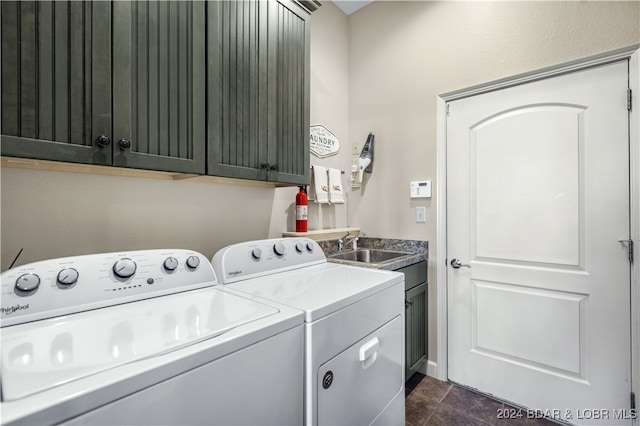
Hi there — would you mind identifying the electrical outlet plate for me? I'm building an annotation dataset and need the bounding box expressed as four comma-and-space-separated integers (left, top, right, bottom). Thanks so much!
416, 206, 426, 223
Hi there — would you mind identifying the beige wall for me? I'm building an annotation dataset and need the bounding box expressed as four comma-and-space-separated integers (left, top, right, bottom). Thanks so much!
0, 168, 277, 268
345, 1, 640, 366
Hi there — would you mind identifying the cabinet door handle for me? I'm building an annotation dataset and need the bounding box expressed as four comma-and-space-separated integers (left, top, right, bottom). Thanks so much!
96, 135, 111, 147
270, 163, 278, 171
118, 138, 132, 151
260, 162, 270, 170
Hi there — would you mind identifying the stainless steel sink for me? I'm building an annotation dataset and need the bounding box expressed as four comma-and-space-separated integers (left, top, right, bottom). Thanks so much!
329, 249, 412, 265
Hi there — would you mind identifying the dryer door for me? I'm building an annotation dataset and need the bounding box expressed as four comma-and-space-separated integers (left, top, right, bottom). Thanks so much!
317, 315, 403, 426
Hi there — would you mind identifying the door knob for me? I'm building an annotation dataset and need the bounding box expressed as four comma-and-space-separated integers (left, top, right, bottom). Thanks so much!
450, 259, 471, 269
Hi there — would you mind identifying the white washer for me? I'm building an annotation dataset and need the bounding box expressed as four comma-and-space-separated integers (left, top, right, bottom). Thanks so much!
212, 238, 406, 426
1, 249, 304, 426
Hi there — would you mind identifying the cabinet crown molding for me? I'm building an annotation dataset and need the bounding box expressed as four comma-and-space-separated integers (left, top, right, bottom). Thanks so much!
295, 0, 321, 13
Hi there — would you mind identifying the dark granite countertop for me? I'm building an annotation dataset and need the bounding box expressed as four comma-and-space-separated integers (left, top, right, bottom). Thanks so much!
320, 237, 428, 271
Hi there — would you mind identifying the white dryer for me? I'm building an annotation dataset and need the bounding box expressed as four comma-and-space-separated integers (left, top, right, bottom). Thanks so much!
212, 238, 406, 426
1, 249, 304, 426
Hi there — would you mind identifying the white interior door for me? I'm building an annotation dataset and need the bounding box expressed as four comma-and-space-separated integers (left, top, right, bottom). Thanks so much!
446, 60, 632, 425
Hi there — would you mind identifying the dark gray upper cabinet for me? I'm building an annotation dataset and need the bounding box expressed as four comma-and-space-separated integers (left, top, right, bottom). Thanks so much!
2, 0, 312, 183
1, 1, 112, 165
207, 0, 269, 181
208, 0, 311, 184
112, 1, 206, 174
269, 0, 310, 184
1, 1, 206, 174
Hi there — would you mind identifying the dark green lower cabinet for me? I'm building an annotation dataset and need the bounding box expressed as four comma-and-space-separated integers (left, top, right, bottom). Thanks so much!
397, 261, 428, 381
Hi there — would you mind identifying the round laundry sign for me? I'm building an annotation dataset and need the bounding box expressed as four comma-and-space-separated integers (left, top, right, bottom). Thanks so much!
310, 125, 340, 158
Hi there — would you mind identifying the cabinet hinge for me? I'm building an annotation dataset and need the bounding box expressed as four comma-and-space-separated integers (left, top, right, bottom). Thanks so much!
631, 392, 636, 410
628, 88, 633, 111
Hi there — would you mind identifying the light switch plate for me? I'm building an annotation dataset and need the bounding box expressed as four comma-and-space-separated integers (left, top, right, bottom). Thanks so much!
416, 206, 426, 223
410, 181, 432, 198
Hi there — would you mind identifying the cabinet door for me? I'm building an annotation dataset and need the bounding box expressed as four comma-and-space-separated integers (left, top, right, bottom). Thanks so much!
267, 0, 310, 184
207, 0, 269, 181
405, 283, 428, 380
112, 1, 205, 174
1, 1, 112, 165
208, 0, 311, 184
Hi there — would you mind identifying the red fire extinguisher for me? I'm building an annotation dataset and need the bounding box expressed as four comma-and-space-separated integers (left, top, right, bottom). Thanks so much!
296, 186, 308, 232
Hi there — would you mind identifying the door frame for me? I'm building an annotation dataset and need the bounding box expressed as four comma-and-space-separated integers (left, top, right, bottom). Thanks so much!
435, 45, 640, 405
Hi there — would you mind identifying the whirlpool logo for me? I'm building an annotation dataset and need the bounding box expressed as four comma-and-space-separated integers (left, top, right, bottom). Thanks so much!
228, 270, 243, 277
1, 304, 29, 315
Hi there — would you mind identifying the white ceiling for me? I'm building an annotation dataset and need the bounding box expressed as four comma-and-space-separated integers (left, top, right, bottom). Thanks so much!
333, 1, 374, 15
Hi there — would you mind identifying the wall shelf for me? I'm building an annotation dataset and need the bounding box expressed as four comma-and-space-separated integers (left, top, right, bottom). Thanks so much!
0, 156, 294, 188
282, 227, 359, 242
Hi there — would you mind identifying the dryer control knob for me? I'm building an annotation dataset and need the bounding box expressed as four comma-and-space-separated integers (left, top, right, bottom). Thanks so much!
306, 242, 314, 252
15, 273, 41, 293
186, 255, 200, 269
113, 258, 137, 279
295, 242, 304, 253
163, 257, 179, 272
273, 242, 285, 256
252, 248, 262, 260
57, 268, 79, 286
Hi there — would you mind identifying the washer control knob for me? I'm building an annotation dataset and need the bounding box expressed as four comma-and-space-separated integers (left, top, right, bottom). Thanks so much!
113, 258, 137, 279
306, 242, 314, 252
252, 248, 262, 260
15, 273, 41, 293
295, 242, 304, 253
57, 268, 79, 286
273, 243, 286, 256
186, 255, 200, 269
163, 257, 179, 272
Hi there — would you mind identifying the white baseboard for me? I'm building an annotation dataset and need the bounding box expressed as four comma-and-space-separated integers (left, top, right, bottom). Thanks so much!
418, 360, 440, 380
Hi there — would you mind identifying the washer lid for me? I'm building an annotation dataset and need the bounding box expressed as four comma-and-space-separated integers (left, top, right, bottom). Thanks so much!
229, 263, 404, 322
1, 287, 278, 401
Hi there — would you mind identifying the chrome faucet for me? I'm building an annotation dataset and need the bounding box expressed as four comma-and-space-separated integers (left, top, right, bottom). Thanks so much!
337, 231, 360, 251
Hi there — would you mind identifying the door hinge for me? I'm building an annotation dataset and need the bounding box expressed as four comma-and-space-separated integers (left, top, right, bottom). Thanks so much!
619, 239, 634, 264
628, 88, 633, 111
446, 104, 451, 116
631, 392, 636, 410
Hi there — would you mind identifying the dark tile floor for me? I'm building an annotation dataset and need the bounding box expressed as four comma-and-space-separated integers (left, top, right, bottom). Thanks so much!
405, 373, 560, 426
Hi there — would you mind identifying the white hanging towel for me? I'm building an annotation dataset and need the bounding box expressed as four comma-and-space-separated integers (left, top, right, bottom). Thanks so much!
309, 165, 329, 204
328, 168, 345, 204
